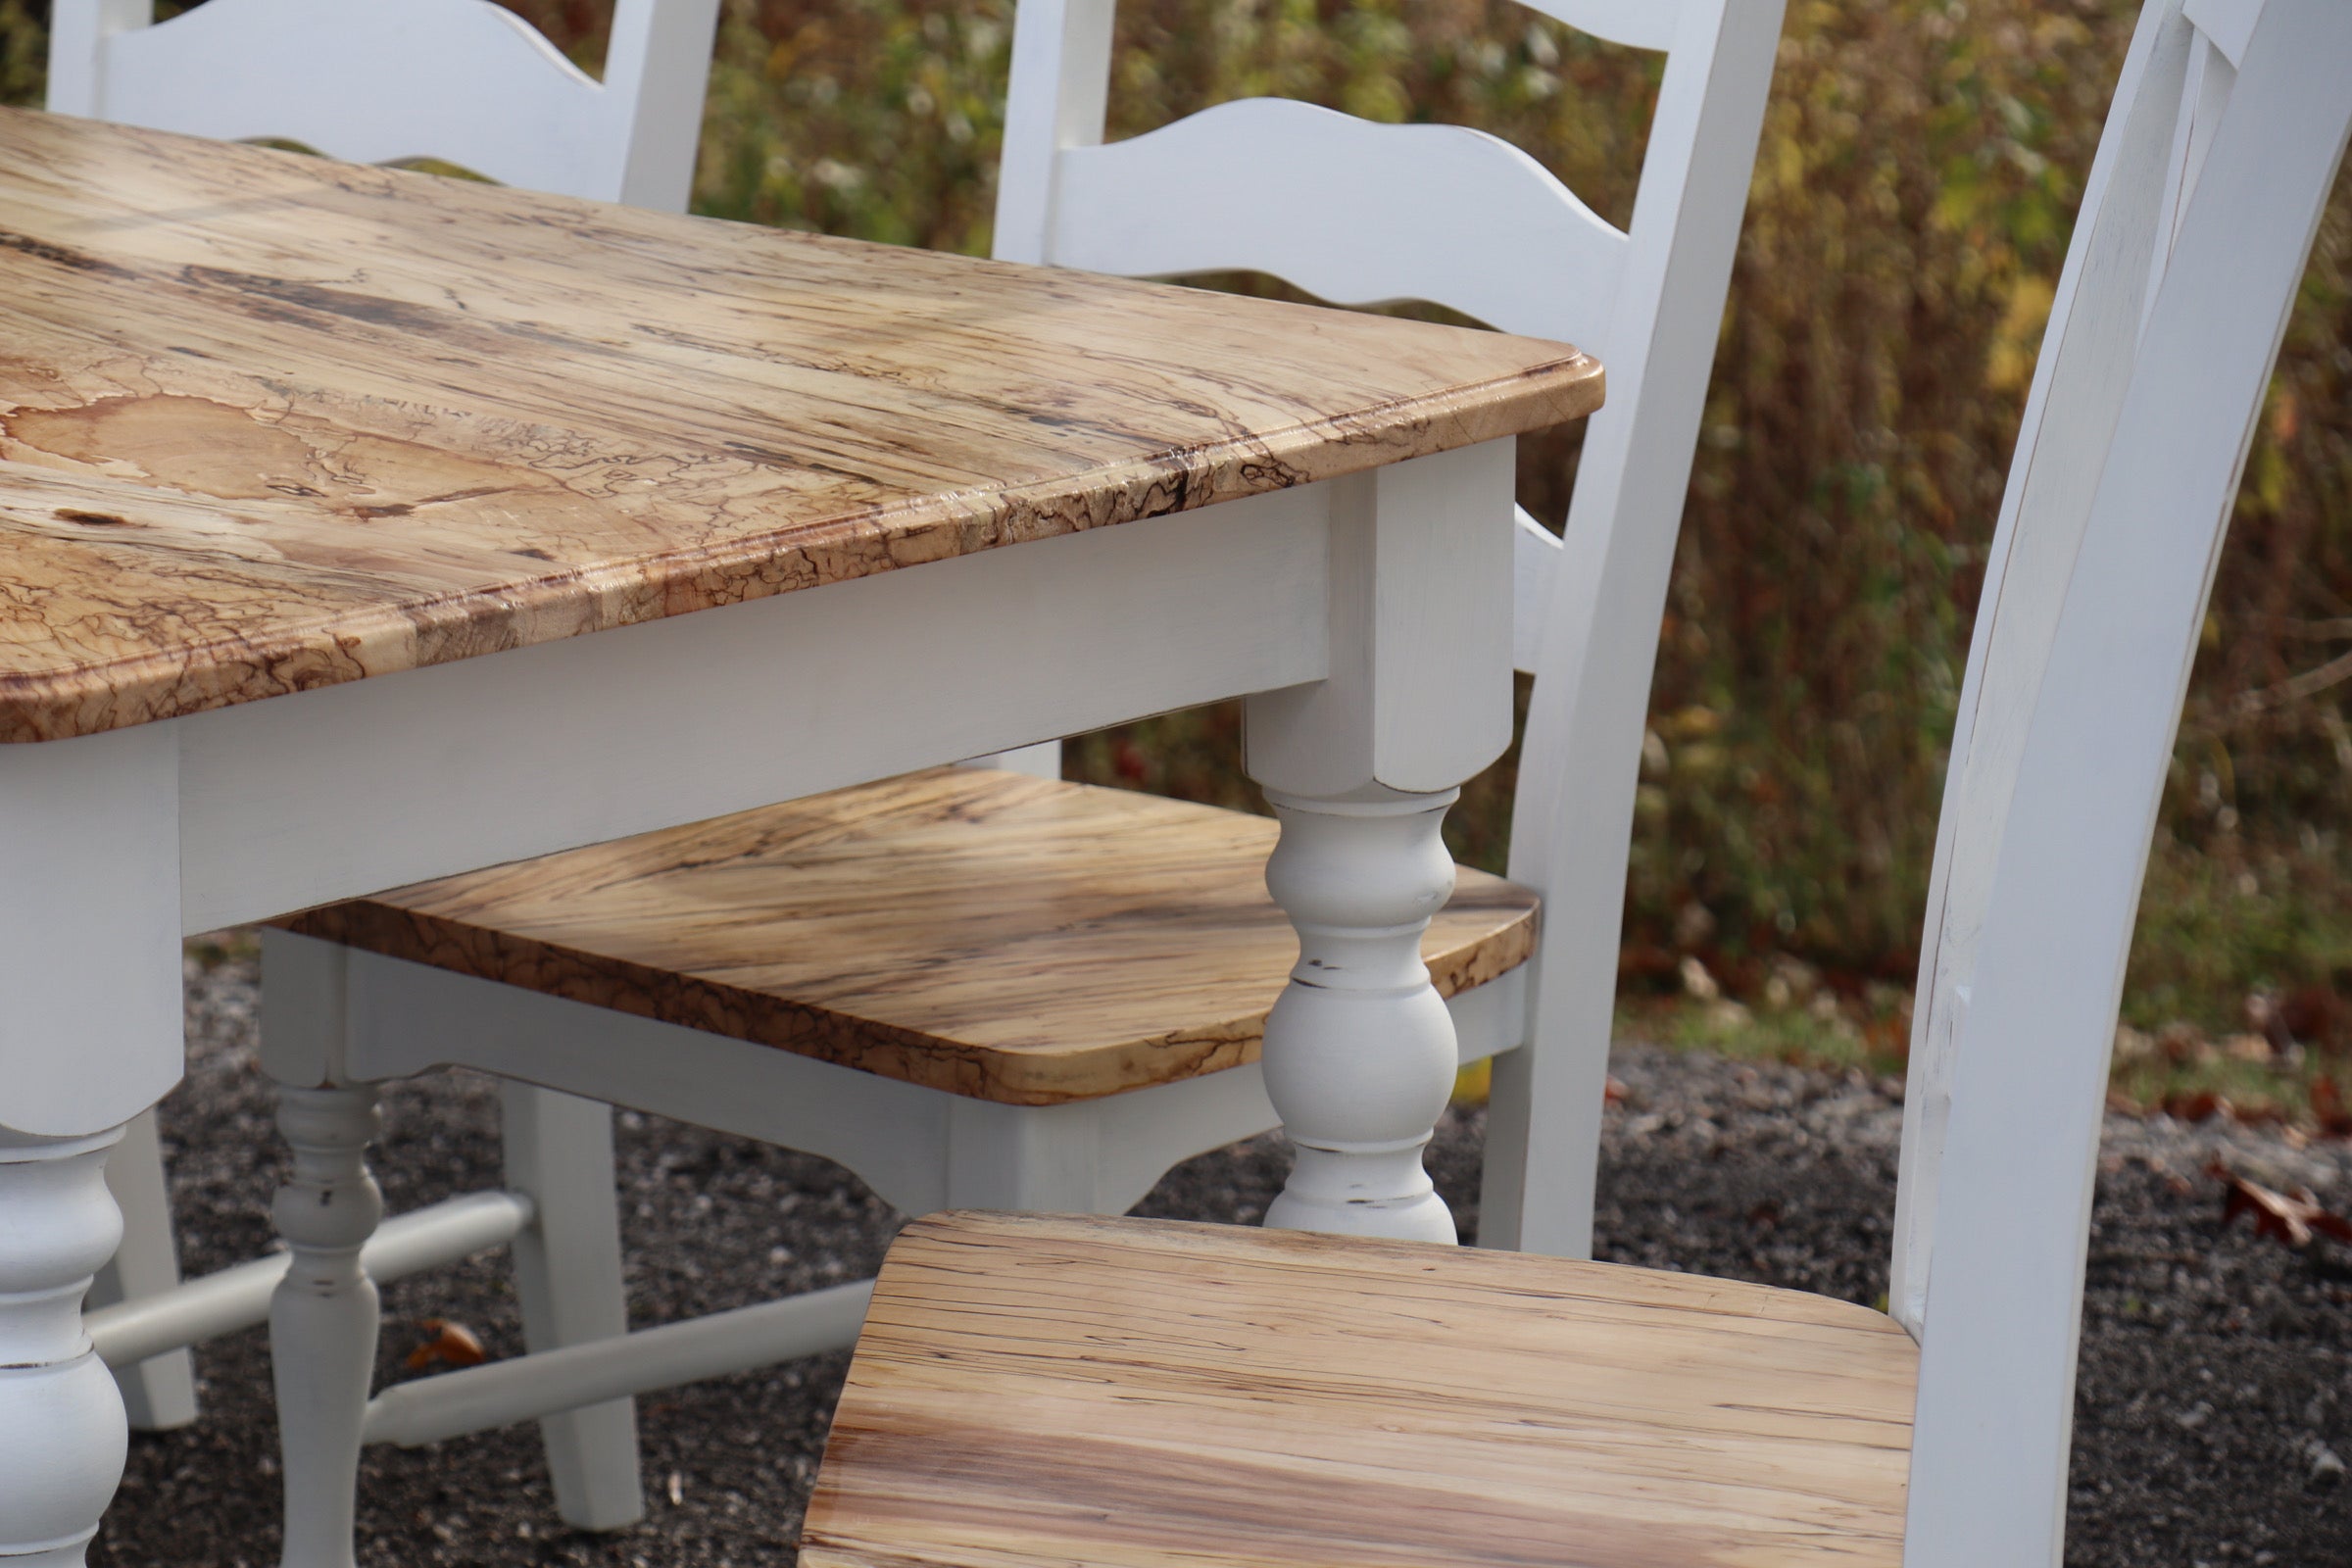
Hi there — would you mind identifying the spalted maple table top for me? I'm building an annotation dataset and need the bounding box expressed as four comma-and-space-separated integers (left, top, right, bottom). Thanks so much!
0, 109, 1603, 743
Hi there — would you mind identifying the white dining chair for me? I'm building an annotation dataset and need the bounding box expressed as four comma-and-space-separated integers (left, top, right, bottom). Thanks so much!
48, 0, 720, 1531
208, 0, 1783, 1558
798, 4, 2352, 1563
45, 0, 713, 209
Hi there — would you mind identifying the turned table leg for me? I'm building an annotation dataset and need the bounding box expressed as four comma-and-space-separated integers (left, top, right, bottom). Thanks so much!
1244, 443, 1517, 1246
270, 1084, 385, 1568
1257, 787, 1462, 1241
0, 1128, 132, 1567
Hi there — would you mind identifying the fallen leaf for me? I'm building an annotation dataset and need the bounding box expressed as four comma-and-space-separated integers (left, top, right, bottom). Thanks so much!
1603, 1076, 1630, 1106
2165, 1089, 2223, 1124
2209, 1160, 2352, 1249
405, 1318, 488, 1371
2312, 1076, 2352, 1139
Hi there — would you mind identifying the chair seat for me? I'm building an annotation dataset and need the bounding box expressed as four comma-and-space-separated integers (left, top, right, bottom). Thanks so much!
276, 768, 1539, 1105
803, 1211, 1918, 1568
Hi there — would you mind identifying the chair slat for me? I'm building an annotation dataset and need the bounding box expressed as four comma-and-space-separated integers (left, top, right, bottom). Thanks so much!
1049, 99, 1630, 354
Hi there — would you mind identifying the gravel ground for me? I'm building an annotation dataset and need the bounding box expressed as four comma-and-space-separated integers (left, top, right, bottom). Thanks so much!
85, 958, 2352, 1567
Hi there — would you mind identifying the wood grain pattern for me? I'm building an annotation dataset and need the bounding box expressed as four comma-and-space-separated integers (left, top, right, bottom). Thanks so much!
277, 768, 1539, 1104
0, 109, 1602, 742
803, 1210, 1917, 1568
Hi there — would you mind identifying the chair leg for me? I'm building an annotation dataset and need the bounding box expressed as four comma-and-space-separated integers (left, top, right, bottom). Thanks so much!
269, 1083, 384, 1568
1477, 955, 1604, 1260
501, 1082, 644, 1531
90, 1107, 200, 1430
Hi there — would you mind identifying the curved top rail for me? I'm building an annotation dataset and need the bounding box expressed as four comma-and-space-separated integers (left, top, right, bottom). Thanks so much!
98, 0, 623, 196
1518, 0, 1682, 52
1049, 99, 1630, 356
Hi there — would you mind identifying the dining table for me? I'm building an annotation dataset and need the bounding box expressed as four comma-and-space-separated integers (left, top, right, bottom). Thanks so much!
0, 103, 1601, 1559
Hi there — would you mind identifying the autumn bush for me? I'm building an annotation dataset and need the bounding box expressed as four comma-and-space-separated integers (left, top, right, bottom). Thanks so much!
5, 0, 2348, 1053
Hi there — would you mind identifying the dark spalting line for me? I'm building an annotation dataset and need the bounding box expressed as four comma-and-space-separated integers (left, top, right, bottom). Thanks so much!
173, 266, 451, 338
0, 229, 138, 280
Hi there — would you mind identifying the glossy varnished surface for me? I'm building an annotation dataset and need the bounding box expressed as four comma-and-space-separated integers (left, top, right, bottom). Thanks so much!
279, 768, 1539, 1103
0, 109, 1602, 742
805, 1211, 1918, 1568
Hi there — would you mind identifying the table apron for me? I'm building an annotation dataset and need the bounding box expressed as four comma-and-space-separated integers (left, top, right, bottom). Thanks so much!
177, 482, 1331, 935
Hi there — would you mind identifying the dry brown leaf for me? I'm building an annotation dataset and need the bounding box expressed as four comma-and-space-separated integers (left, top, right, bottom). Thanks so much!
405, 1317, 488, 1371
2312, 1076, 2352, 1139
2209, 1160, 2352, 1249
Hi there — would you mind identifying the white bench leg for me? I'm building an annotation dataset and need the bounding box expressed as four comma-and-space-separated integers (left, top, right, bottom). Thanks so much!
0, 1127, 131, 1568
501, 1082, 644, 1531
269, 1084, 382, 1568
90, 1107, 200, 1430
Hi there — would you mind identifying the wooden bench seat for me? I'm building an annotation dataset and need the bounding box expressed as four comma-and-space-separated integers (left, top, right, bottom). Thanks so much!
802, 1210, 1918, 1568
276, 767, 1540, 1105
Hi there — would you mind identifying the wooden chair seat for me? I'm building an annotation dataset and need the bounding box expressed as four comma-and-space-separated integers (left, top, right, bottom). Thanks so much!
802, 1210, 1918, 1568
277, 767, 1539, 1105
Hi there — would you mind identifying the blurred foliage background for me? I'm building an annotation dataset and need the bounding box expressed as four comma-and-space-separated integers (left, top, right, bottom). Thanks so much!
4, 0, 2348, 1094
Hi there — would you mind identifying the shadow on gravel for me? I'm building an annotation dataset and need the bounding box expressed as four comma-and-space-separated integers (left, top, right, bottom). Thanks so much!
88, 961, 2352, 1567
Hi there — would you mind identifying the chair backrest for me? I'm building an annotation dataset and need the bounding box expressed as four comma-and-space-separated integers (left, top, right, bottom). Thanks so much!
996, 0, 1786, 662
1886, 1, 2352, 1559
44, 0, 719, 211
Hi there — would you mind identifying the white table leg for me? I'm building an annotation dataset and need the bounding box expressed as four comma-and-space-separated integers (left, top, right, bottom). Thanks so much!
1243, 443, 1517, 1245
90, 1108, 201, 1430
270, 1085, 384, 1568
0, 726, 185, 1564
0, 1128, 132, 1567
1256, 786, 1463, 1241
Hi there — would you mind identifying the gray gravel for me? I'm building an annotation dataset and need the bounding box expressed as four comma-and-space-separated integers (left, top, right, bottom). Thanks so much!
84, 958, 2352, 1567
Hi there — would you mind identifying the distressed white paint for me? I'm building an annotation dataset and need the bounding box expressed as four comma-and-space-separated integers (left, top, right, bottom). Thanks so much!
46, 0, 718, 211
1237, 448, 1518, 1240
1252, 788, 1464, 1242
1900, 2, 2351, 1560
0, 1129, 128, 1567
268, 1085, 383, 1568
86, 1190, 533, 1370
86, 1109, 196, 1430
